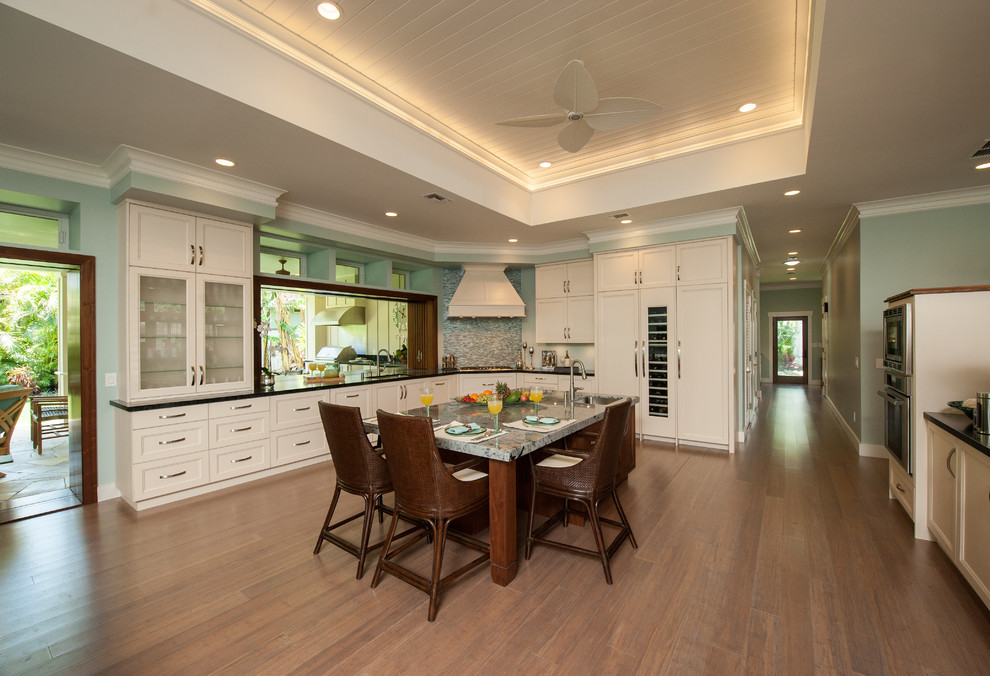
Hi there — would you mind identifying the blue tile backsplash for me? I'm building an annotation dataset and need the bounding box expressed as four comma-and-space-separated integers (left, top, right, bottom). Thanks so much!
442, 267, 523, 368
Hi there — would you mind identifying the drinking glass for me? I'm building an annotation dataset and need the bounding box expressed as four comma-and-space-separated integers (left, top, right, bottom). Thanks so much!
420, 387, 434, 418
487, 394, 503, 432
530, 387, 544, 416
316, 363, 326, 377
307, 362, 319, 378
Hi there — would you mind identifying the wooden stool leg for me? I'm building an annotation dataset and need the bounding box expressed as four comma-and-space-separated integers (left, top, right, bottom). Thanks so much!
313, 485, 343, 555
355, 494, 377, 579
428, 519, 449, 622
371, 510, 401, 589
587, 500, 613, 585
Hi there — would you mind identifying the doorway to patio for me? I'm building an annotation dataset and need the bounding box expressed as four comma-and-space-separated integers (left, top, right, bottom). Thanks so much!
772, 314, 809, 385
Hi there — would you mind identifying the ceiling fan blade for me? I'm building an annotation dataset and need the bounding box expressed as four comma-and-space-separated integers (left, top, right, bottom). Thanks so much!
495, 113, 567, 128
553, 59, 598, 113
584, 97, 661, 131
557, 119, 595, 153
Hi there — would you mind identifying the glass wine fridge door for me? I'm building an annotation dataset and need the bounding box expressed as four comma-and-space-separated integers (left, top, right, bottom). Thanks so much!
133, 269, 196, 397
640, 287, 676, 438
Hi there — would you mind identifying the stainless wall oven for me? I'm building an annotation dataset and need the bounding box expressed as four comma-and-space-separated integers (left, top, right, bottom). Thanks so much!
882, 303, 912, 375
878, 371, 911, 474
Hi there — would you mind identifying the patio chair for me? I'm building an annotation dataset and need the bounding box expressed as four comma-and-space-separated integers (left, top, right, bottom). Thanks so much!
31, 395, 69, 455
0, 385, 33, 477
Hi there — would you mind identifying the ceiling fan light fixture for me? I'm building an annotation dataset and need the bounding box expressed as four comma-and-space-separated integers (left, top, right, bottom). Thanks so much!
315, 2, 342, 20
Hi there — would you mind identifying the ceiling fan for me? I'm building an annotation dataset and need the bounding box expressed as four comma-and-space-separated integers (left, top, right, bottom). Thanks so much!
495, 60, 661, 153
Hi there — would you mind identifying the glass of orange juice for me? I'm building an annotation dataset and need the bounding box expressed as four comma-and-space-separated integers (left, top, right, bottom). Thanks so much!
530, 387, 544, 416
307, 362, 318, 377
487, 394, 503, 432
420, 387, 434, 417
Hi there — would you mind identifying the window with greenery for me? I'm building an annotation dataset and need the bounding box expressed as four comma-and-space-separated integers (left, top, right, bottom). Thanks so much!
258, 289, 306, 374
392, 272, 407, 289
0, 268, 60, 392
335, 262, 361, 284
0, 206, 66, 249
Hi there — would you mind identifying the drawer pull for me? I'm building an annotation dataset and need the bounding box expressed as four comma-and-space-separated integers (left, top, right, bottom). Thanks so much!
231, 456, 253, 463
895, 483, 905, 494
158, 437, 187, 445
158, 412, 187, 420
344, 394, 358, 399
230, 426, 253, 433
293, 406, 311, 412
293, 440, 311, 447
160, 470, 187, 480
231, 404, 253, 410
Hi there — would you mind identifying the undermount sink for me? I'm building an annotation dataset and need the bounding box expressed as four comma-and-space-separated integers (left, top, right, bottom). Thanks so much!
573, 395, 623, 406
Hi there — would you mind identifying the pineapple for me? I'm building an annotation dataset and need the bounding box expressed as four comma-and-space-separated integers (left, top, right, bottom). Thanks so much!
495, 380, 511, 400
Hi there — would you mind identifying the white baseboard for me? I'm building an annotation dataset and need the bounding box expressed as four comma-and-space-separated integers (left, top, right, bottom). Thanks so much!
859, 443, 888, 459
99, 483, 121, 501
823, 394, 861, 454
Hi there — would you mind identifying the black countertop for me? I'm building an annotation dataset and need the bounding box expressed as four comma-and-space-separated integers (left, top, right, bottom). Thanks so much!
924, 411, 990, 458
109, 367, 596, 412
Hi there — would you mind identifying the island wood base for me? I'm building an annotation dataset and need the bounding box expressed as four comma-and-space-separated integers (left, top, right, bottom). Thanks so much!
488, 458, 518, 586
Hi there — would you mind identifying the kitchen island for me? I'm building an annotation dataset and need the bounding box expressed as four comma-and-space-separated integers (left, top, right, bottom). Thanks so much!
362, 392, 636, 586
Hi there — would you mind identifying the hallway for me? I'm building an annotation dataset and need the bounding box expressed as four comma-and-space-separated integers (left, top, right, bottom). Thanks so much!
1, 385, 988, 674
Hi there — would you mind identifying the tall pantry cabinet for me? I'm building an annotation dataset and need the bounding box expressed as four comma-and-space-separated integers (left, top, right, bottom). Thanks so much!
119, 201, 254, 401
595, 237, 733, 449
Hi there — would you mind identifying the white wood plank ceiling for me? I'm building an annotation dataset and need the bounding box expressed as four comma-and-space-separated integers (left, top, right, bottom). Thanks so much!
202, 0, 806, 187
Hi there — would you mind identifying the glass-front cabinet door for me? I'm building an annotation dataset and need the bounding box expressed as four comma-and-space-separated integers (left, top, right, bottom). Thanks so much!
131, 268, 197, 398
197, 274, 251, 393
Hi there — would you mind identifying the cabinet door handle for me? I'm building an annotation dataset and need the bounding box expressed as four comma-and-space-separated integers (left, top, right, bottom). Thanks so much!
198, 245, 204, 266
634, 340, 638, 377
231, 456, 253, 463
199, 365, 205, 386
160, 470, 187, 480
293, 406, 311, 412
293, 440, 311, 447
190, 244, 195, 265
191, 366, 196, 386
677, 342, 682, 379
230, 426, 253, 433
947, 448, 957, 479
158, 412, 187, 420
158, 437, 187, 445
895, 483, 906, 494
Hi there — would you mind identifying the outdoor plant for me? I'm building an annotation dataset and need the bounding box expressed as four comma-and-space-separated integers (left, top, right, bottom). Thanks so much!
0, 268, 59, 393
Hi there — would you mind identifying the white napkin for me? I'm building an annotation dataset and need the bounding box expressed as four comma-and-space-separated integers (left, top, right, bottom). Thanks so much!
503, 418, 573, 432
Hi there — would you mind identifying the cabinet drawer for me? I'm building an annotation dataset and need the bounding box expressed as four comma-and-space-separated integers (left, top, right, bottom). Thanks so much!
208, 397, 269, 419
130, 404, 208, 430
522, 373, 558, 388
890, 460, 915, 520
209, 411, 270, 448
272, 392, 326, 429
210, 439, 271, 482
132, 420, 209, 463
133, 451, 209, 501
272, 425, 328, 466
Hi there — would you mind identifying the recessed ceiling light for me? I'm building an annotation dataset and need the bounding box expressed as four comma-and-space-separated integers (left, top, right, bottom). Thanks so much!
977, 162, 990, 170
788, 228, 802, 233
788, 251, 798, 256
784, 259, 801, 265
789, 277, 797, 281
315, 2, 342, 20
787, 267, 795, 272
739, 103, 757, 113
620, 219, 632, 224
784, 189, 800, 196
385, 211, 397, 217
215, 158, 235, 167
539, 161, 552, 168
508, 238, 518, 243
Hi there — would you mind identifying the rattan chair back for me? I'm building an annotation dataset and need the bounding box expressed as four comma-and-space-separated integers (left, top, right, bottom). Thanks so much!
318, 401, 391, 494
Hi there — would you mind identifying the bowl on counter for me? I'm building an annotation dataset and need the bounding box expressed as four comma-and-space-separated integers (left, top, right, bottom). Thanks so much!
948, 400, 975, 418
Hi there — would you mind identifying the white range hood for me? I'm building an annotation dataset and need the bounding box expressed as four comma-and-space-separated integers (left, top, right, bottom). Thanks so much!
447, 264, 526, 318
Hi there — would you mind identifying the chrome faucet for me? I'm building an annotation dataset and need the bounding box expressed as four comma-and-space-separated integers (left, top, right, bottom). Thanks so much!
376, 348, 392, 376
568, 359, 587, 403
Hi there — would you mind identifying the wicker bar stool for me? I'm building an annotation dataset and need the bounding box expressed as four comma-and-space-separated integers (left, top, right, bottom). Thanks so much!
525, 397, 636, 584
372, 409, 490, 622
313, 401, 420, 579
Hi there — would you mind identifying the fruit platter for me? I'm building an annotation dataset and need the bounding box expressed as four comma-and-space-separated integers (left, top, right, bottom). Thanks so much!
454, 381, 530, 405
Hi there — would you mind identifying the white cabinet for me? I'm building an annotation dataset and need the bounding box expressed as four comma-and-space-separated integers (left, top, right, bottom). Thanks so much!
928, 425, 959, 559
535, 260, 594, 298
458, 373, 518, 396
535, 260, 594, 343
126, 202, 252, 277
270, 390, 327, 467
521, 372, 559, 390
126, 268, 252, 399
595, 236, 733, 448
535, 295, 594, 343
889, 456, 915, 520
421, 376, 452, 406
375, 381, 416, 413
331, 385, 373, 417
959, 443, 990, 608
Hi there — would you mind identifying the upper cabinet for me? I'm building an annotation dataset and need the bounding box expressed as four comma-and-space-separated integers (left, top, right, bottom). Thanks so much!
535, 260, 594, 298
596, 239, 728, 292
127, 203, 252, 278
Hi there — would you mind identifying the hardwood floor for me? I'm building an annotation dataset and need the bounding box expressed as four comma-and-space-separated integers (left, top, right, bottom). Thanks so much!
2, 385, 989, 674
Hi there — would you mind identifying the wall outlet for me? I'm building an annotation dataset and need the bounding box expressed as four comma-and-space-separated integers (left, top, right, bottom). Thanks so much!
854, 357, 859, 368
105, 373, 117, 387
853, 411, 856, 422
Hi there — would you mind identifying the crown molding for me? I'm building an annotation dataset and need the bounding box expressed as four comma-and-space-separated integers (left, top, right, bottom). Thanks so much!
276, 201, 437, 256
735, 207, 760, 267
104, 145, 285, 206
0, 143, 109, 188
584, 207, 742, 245
761, 280, 823, 291
855, 184, 990, 218
434, 237, 590, 259
821, 205, 859, 276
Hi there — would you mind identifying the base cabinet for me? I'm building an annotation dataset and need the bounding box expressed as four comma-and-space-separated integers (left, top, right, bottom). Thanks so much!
928, 425, 959, 558
889, 459, 915, 520
959, 443, 990, 608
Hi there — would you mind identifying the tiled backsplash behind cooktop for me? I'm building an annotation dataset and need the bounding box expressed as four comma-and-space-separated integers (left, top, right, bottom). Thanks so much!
442, 267, 522, 367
